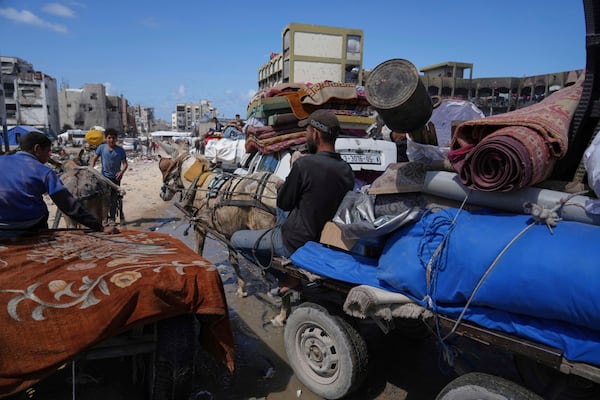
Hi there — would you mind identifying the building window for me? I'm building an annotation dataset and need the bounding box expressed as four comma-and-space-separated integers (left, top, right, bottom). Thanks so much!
345, 64, 360, 84
21, 89, 35, 97
346, 35, 361, 61
347, 35, 361, 52
283, 29, 290, 53
90, 93, 97, 100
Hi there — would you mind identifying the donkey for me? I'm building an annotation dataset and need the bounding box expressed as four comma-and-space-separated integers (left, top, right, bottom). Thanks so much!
158, 152, 280, 297
57, 160, 125, 229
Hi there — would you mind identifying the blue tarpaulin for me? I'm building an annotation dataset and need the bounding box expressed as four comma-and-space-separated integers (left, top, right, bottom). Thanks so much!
5, 126, 44, 146
290, 207, 600, 367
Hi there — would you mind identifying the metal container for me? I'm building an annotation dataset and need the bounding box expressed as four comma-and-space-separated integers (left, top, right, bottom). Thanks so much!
365, 58, 433, 133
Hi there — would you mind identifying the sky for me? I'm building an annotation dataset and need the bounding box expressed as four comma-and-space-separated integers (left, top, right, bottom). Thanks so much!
0, 1, 587, 122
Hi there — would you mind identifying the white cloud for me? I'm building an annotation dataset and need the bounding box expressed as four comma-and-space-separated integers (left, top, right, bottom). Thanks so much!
104, 82, 114, 96
244, 89, 257, 101
42, 3, 76, 18
0, 7, 67, 33
140, 16, 160, 28
172, 85, 186, 100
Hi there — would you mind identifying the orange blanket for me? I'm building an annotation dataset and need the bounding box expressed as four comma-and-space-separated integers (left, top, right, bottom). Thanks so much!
0, 230, 234, 398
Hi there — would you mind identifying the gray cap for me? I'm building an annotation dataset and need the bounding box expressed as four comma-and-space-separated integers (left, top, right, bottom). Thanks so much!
298, 110, 340, 133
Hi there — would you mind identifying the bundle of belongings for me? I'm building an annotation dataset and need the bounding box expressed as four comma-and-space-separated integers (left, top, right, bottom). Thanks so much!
245, 82, 375, 155
288, 71, 600, 371
0, 230, 234, 398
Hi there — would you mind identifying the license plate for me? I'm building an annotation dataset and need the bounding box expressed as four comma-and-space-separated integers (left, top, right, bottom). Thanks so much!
340, 153, 381, 165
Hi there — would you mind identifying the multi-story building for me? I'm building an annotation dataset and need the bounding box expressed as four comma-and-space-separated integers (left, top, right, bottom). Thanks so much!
59, 83, 138, 133
120, 95, 137, 134
258, 23, 364, 90
131, 104, 155, 135
419, 61, 582, 116
171, 100, 217, 132
0, 56, 60, 137
255, 25, 581, 118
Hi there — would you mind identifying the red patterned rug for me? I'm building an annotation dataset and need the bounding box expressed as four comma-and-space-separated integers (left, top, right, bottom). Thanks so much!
448, 75, 583, 191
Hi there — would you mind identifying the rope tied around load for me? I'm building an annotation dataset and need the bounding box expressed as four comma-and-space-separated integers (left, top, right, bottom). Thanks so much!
522, 190, 588, 234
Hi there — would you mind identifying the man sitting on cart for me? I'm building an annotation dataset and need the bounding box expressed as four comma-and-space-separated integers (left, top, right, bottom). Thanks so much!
231, 110, 354, 291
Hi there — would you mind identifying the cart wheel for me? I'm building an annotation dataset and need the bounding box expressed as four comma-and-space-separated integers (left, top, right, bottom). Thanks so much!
284, 302, 368, 400
151, 315, 196, 400
514, 354, 600, 400
436, 372, 542, 400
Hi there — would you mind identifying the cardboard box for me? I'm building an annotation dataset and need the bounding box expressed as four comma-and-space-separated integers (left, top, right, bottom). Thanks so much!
319, 221, 357, 251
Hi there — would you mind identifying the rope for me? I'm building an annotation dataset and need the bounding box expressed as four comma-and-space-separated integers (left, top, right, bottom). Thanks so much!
522, 190, 588, 234
165, 155, 281, 270
425, 192, 581, 363
423, 191, 472, 291
441, 221, 536, 341
250, 226, 277, 271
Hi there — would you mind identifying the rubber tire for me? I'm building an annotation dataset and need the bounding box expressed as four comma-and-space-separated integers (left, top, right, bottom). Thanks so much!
284, 302, 368, 400
514, 354, 600, 400
436, 372, 543, 400
151, 315, 196, 400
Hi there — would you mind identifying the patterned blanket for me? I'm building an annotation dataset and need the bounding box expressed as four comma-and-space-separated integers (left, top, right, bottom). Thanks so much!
448, 75, 583, 191
245, 131, 307, 154
0, 230, 234, 397
255, 82, 370, 120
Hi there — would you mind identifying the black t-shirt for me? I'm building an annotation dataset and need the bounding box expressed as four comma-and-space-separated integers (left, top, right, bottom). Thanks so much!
277, 151, 354, 253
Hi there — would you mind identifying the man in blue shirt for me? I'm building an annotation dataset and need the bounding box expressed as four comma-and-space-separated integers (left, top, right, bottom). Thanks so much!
0, 132, 103, 235
90, 128, 128, 226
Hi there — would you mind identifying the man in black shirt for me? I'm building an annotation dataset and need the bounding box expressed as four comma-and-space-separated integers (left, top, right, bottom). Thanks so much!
231, 110, 354, 269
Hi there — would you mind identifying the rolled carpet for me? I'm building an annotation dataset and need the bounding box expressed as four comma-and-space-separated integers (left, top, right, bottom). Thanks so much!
448, 74, 583, 192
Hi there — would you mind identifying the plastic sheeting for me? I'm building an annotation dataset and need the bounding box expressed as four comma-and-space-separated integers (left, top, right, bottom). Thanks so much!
204, 138, 246, 164
584, 133, 600, 212
422, 170, 600, 226
332, 191, 422, 240
429, 100, 485, 147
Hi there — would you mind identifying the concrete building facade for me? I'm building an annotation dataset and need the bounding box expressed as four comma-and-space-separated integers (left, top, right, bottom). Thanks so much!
131, 104, 155, 135
171, 100, 217, 132
58, 83, 140, 133
259, 23, 364, 90
419, 61, 582, 116
0, 56, 60, 137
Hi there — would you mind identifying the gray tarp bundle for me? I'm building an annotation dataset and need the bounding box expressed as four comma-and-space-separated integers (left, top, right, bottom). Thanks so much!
332, 191, 422, 241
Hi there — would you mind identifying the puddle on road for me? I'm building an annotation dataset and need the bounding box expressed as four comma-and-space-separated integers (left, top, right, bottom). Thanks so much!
141, 204, 320, 400
139, 204, 481, 400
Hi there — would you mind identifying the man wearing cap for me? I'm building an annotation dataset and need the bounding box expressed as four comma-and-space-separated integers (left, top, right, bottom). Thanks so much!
231, 110, 354, 282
